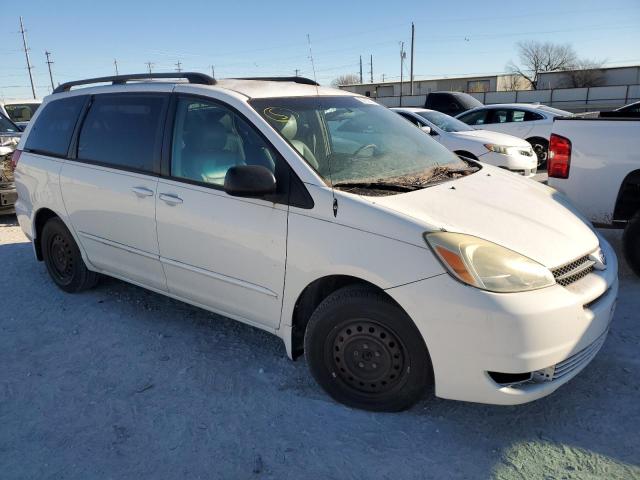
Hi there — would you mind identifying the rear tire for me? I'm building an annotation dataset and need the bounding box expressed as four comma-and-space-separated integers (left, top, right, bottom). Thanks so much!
41, 217, 99, 293
304, 286, 433, 412
623, 211, 640, 277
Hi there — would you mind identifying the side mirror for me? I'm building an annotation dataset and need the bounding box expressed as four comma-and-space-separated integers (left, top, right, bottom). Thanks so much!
420, 125, 432, 135
224, 165, 276, 198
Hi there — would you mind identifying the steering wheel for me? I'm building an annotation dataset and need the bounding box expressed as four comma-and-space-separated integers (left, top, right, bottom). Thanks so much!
353, 143, 377, 157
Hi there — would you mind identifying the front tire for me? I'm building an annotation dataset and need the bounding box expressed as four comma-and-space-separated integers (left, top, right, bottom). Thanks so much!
623, 211, 640, 277
304, 286, 433, 412
41, 217, 99, 293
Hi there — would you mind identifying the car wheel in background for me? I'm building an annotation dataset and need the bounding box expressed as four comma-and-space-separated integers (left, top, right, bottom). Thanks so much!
528, 138, 549, 170
41, 217, 100, 293
304, 285, 433, 412
623, 211, 640, 277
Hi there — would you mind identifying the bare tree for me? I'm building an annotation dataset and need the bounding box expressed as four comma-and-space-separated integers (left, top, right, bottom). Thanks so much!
331, 73, 361, 87
562, 59, 606, 88
507, 41, 577, 89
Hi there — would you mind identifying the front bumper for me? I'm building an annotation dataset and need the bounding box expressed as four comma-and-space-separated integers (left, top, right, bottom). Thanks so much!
479, 151, 538, 177
386, 237, 618, 405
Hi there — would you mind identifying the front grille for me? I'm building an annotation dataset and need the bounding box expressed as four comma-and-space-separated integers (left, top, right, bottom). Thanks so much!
549, 329, 608, 381
552, 255, 595, 287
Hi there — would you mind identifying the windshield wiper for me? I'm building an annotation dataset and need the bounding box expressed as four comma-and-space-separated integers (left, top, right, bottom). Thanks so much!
332, 181, 419, 192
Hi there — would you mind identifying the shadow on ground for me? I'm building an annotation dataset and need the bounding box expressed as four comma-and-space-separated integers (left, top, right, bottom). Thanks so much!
0, 228, 638, 479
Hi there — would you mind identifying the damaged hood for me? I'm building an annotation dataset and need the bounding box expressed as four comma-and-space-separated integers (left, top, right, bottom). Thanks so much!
369, 167, 598, 268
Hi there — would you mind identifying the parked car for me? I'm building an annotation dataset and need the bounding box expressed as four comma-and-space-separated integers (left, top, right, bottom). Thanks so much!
392, 107, 537, 176
456, 103, 572, 168
0, 99, 41, 129
423, 91, 483, 116
15, 73, 617, 411
0, 113, 21, 214
547, 115, 640, 276
599, 100, 640, 118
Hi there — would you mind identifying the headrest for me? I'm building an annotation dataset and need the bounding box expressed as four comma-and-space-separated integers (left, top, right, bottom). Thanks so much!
280, 115, 297, 140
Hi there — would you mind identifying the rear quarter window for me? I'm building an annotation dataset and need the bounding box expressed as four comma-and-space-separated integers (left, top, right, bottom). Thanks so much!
77, 94, 168, 173
24, 96, 87, 157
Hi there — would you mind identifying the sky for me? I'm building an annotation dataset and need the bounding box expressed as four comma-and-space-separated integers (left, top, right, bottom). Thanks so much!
2, 0, 639, 100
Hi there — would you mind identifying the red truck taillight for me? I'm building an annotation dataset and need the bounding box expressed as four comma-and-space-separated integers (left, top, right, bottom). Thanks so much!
548, 134, 571, 179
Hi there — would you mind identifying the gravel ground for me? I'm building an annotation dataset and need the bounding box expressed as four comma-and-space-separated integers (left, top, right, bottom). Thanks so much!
1, 215, 639, 480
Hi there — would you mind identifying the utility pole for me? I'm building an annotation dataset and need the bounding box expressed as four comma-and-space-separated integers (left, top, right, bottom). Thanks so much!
45, 51, 55, 91
359, 55, 363, 83
369, 55, 373, 83
145, 62, 154, 74
382, 73, 385, 82
294, 68, 300, 76
114, 59, 119, 75
175, 60, 182, 72
211, 65, 215, 79
410, 22, 415, 95
19, 17, 36, 99
399, 42, 406, 106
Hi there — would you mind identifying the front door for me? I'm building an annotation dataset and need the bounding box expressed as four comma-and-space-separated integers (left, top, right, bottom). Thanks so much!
155, 96, 289, 329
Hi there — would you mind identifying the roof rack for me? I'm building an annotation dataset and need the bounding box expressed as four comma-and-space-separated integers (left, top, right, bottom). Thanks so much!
230, 76, 319, 86
53, 72, 215, 94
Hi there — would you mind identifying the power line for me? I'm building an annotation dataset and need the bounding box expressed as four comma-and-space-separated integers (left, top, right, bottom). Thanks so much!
19, 16, 36, 99
45, 51, 55, 91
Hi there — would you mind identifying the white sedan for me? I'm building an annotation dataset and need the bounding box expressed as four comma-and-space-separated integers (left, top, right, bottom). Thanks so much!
393, 107, 538, 177
455, 103, 572, 168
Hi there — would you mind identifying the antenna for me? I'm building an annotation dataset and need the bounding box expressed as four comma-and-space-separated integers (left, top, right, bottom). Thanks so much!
306, 34, 337, 217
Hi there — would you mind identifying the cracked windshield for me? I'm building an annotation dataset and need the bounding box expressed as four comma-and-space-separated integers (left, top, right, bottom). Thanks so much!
251, 96, 477, 195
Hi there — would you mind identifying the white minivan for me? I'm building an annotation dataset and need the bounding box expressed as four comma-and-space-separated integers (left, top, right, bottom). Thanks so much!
14, 73, 618, 411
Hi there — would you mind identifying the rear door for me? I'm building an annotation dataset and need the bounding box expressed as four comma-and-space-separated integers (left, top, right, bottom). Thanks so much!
483, 108, 534, 138
155, 94, 290, 329
60, 88, 170, 291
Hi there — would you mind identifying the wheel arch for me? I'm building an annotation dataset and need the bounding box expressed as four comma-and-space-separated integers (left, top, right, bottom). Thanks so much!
614, 169, 640, 223
32, 207, 61, 261
289, 274, 407, 360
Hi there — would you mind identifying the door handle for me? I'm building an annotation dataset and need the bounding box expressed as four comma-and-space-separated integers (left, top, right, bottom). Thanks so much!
159, 193, 183, 206
131, 186, 154, 198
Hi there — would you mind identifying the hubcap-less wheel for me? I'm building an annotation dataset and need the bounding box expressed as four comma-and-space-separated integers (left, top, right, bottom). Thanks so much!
532, 143, 548, 167
48, 233, 75, 285
329, 320, 407, 395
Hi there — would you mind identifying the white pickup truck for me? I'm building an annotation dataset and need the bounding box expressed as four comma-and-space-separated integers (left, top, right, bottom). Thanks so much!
547, 116, 640, 276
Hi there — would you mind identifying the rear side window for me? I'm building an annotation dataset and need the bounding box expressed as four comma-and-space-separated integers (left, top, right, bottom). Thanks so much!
77, 94, 168, 173
458, 110, 487, 125
24, 96, 86, 157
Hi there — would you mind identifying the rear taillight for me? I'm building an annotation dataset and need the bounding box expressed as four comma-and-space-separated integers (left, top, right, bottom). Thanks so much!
10, 149, 22, 170
548, 134, 571, 179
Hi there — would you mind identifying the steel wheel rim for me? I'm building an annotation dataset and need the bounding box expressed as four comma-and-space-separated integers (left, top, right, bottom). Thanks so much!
48, 233, 74, 285
328, 319, 408, 395
532, 143, 548, 165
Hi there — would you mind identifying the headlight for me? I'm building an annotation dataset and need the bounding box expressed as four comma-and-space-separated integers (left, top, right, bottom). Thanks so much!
425, 232, 555, 293
484, 144, 515, 155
